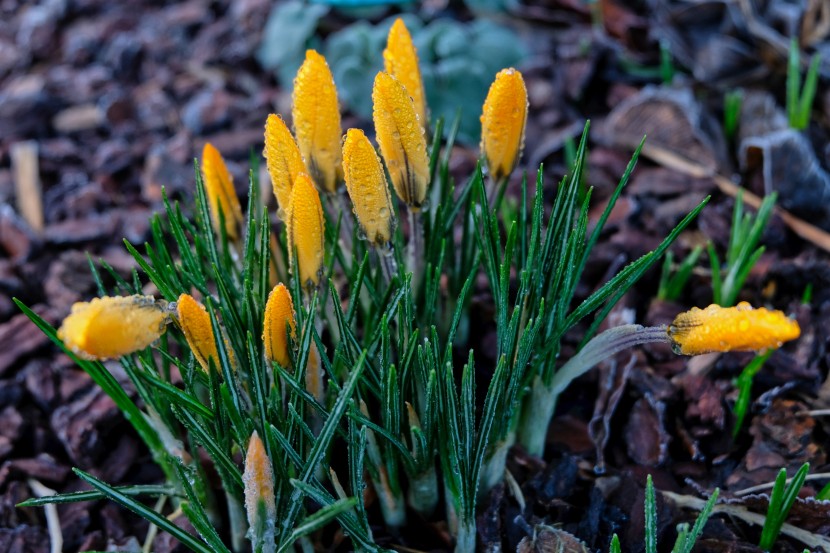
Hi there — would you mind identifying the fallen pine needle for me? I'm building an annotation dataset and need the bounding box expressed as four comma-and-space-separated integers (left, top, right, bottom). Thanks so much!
28, 479, 62, 553
142, 495, 167, 553
641, 143, 830, 254
733, 473, 830, 497
661, 489, 830, 550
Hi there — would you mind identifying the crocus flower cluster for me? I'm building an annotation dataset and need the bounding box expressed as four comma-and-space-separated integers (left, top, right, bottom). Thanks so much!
49, 17, 805, 553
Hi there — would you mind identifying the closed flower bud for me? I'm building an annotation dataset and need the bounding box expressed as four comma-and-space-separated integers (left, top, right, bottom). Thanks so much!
383, 18, 427, 128
342, 128, 396, 246
58, 295, 170, 360
263, 283, 296, 367
668, 302, 801, 355
372, 72, 430, 210
292, 50, 342, 194
176, 293, 220, 372
287, 174, 325, 290
264, 114, 307, 218
201, 143, 244, 240
243, 431, 276, 552
480, 68, 528, 182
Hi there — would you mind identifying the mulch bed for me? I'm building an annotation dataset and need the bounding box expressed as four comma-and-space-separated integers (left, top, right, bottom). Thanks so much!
1, 1, 828, 551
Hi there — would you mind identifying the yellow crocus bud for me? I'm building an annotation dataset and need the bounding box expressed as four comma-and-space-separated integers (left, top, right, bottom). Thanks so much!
243, 430, 276, 551
480, 68, 528, 182
263, 283, 296, 367
383, 18, 427, 128
372, 72, 430, 210
176, 293, 220, 372
292, 50, 342, 194
286, 173, 325, 290
58, 295, 170, 360
201, 143, 244, 240
342, 128, 396, 246
263, 114, 307, 218
668, 302, 801, 355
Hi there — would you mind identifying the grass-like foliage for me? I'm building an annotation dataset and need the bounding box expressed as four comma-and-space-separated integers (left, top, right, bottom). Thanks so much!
708, 190, 775, 307
787, 38, 822, 131
658, 245, 703, 302
731, 349, 774, 437
609, 475, 719, 553
15, 122, 704, 552
723, 89, 743, 142
759, 463, 810, 551
16, 22, 778, 552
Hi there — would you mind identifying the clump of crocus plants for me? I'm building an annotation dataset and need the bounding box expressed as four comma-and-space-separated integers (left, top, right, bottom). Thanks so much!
17, 18, 801, 553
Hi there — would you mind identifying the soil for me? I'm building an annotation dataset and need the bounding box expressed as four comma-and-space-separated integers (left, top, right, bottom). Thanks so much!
1, 1, 829, 552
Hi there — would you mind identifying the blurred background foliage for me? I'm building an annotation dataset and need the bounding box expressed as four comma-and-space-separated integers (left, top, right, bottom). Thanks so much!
256, 1, 528, 143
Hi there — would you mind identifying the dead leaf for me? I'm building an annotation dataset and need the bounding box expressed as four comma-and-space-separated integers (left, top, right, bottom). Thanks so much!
604, 85, 728, 175
517, 525, 589, 553
625, 393, 670, 466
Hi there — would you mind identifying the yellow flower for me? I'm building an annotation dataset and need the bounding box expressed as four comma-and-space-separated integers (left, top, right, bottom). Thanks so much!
292, 50, 342, 194
201, 143, 244, 240
263, 283, 296, 367
263, 114, 307, 218
668, 302, 801, 355
342, 128, 396, 246
58, 295, 170, 360
286, 173, 325, 290
372, 71, 430, 210
480, 68, 528, 182
243, 430, 276, 545
176, 293, 220, 372
383, 18, 427, 128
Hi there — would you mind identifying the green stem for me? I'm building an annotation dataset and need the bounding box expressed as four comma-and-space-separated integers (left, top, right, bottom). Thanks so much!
336, 190, 355, 245
480, 434, 514, 494
484, 175, 507, 212
519, 325, 672, 456
377, 246, 397, 285
455, 518, 477, 553
374, 468, 407, 529
226, 490, 247, 553
407, 464, 438, 517
407, 209, 424, 295
323, 191, 353, 273
518, 375, 559, 457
